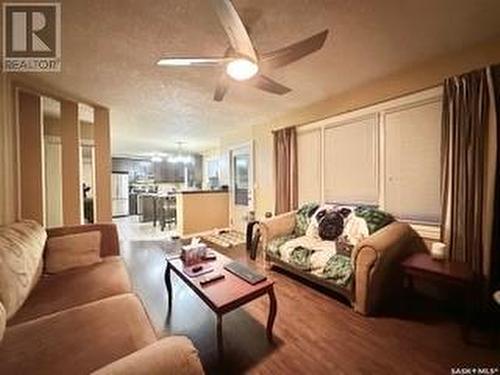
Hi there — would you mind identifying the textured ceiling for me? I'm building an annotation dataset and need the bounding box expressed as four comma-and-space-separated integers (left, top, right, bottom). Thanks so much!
13, 0, 500, 155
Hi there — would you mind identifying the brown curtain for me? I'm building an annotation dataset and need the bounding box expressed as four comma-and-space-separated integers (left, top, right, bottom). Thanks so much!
490, 65, 500, 290
441, 68, 497, 277
274, 127, 298, 214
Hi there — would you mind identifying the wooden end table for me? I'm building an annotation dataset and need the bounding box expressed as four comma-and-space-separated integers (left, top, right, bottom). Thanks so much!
401, 252, 476, 342
164, 250, 277, 358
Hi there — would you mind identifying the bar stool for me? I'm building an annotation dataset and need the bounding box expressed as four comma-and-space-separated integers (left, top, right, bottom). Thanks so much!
161, 195, 177, 231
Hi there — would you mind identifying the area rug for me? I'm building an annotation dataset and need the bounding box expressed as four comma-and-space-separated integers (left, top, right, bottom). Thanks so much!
203, 230, 246, 248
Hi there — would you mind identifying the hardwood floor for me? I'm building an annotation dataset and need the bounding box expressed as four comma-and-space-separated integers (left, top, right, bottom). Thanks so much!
117, 217, 499, 374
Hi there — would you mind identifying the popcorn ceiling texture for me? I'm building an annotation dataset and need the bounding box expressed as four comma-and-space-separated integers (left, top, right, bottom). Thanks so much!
12, 0, 500, 155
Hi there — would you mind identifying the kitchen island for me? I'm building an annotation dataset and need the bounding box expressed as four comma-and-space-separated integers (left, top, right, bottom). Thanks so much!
176, 190, 229, 237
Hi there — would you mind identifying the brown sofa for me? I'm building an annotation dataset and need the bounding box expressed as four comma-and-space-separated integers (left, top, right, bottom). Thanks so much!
260, 211, 427, 315
0, 220, 204, 374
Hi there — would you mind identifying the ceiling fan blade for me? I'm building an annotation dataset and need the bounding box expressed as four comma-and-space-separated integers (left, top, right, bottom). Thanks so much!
261, 29, 329, 70
156, 57, 232, 67
239, 7, 262, 32
210, 0, 257, 62
214, 73, 229, 101
248, 75, 291, 95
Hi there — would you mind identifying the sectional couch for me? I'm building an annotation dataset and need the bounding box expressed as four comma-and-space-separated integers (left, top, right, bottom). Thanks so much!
0, 220, 203, 374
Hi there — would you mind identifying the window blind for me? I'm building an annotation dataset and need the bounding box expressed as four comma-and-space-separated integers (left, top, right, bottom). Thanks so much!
383, 99, 442, 223
324, 115, 378, 204
297, 129, 321, 204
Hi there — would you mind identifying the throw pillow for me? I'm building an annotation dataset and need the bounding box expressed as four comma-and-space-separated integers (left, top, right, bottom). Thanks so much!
45, 231, 102, 274
318, 210, 344, 241
0, 220, 46, 319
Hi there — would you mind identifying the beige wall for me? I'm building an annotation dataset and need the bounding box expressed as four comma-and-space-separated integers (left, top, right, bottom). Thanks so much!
216, 37, 500, 220
269, 37, 500, 129
0, 74, 17, 225
94, 107, 112, 223
18, 91, 44, 224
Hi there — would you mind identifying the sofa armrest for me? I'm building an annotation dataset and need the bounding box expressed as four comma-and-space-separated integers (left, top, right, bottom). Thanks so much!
259, 211, 297, 250
46, 223, 120, 257
91, 336, 204, 375
352, 222, 427, 315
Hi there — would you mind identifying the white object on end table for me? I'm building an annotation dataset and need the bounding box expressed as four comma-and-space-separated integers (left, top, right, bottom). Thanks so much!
493, 291, 500, 306
430, 242, 447, 260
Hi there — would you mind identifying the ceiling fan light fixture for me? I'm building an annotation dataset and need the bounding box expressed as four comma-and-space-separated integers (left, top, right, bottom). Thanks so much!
226, 58, 258, 81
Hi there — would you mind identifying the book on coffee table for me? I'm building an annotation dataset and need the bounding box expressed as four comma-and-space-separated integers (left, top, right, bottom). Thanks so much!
223, 261, 267, 285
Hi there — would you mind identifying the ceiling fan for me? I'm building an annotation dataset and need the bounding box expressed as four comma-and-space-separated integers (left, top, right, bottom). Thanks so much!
157, 0, 329, 102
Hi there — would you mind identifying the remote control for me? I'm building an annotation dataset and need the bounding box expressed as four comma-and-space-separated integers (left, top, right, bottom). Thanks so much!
192, 265, 203, 273
199, 273, 225, 286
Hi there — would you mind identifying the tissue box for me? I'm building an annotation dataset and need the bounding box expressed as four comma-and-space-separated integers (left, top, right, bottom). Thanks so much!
181, 243, 207, 266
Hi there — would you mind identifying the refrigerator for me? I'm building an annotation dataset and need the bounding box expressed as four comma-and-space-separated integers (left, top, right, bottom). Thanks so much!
112, 172, 129, 217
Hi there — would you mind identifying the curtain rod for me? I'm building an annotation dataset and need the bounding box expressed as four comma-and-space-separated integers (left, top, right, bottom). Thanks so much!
271, 125, 297, 133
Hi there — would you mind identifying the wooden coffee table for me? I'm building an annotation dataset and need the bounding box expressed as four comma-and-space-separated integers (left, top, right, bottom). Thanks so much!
164, 249, 277, 358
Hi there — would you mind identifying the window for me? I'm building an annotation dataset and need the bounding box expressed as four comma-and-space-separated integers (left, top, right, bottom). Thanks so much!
293, 87, 443, 237
207, 158, 219, 179
383, 99, 442, 224
204, 156, 220, 189
233, 154, 249, 206
297, 128, 321, 204
324, 115, 378, 204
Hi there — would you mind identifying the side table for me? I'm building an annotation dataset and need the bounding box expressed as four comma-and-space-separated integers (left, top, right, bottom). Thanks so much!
401, 252, 476, 343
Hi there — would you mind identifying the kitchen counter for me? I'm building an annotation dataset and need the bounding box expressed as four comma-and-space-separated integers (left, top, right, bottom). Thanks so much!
137, 189, 229, 227
177, 189, 227, 195
176, 190, 229, 236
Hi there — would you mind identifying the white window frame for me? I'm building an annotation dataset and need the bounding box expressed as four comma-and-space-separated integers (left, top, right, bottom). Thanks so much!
295, 86, 443, 240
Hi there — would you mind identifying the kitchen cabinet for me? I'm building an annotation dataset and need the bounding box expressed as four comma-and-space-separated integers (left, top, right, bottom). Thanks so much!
112, 158, 153, 182
112, 156, 202, 185
152, 161, 175, 182
153, 160, 186, 183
